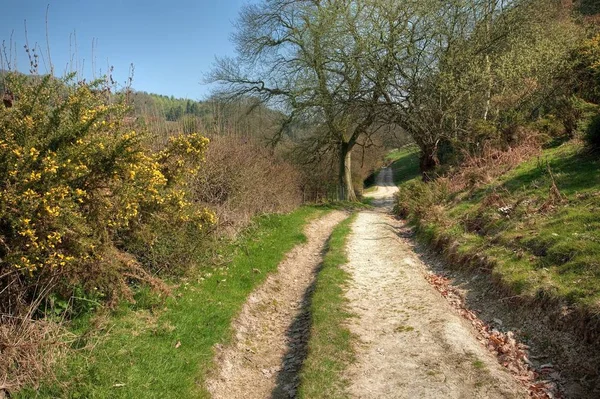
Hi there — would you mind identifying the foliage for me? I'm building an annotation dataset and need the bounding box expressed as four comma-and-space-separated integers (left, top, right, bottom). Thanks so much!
214, 0, 589, 181
403, 0, 583, 172
191, 135, 303, 232
130, 91, 209, 122
386, 146, 421, 186
395, 141, 600, 308
211, 0, 417, 200
573, 33, 600, 103
585, 112, 600, 149
0, 72, 214, 315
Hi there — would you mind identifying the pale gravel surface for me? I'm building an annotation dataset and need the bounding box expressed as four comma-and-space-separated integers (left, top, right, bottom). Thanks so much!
343, 167, 526, 399
206, 210, 348, 399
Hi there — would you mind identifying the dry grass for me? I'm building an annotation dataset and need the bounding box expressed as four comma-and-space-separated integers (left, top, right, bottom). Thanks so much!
0, 316, 73, 395
449, 134, 543, 192
192, 135, 303, 234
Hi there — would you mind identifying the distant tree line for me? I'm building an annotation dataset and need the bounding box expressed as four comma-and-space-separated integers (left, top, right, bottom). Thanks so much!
129, 91, 210, 121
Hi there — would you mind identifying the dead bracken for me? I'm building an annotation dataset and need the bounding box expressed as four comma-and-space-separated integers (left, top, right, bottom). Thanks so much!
425, 272, 561, 399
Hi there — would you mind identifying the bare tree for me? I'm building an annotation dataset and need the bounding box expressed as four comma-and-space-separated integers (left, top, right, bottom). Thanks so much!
209, 0, 411, 200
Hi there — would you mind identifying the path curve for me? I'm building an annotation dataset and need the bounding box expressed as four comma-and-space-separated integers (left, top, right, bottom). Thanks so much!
343, 168, 525, 398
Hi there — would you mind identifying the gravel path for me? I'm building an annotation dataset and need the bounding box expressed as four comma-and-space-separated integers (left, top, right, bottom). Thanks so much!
343, 168, 526, 398
206, 210, 348, 399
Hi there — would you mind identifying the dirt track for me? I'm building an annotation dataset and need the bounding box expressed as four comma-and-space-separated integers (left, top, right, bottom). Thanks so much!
207, 168, 526, 398
206, 210, 348, 399
344, 168, 525, 398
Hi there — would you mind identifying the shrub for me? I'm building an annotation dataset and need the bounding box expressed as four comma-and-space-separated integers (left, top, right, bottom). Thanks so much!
532, 114, 565, 139
394, 178, 450, 221
0, 72, 214, 315
191, 135, 302, 232
584, 112, 600, 150
573, 33, 600, 104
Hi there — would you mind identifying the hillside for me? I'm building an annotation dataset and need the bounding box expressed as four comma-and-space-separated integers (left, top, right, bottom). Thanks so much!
1, 0, 599, 397
392, 140, 600, 395
396, 142, 600, 309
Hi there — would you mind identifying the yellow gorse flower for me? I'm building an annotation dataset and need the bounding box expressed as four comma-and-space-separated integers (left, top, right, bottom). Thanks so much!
0, 70, 216, 292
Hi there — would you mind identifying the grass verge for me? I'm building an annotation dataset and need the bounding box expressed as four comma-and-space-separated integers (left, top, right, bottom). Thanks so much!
396, 140, 600, 315
18, 206, 326, 399
298, 213, 357, 399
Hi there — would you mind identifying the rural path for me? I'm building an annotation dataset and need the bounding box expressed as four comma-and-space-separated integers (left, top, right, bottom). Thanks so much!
344, 168, 525, 398
207, 167, 526, 399
206, 210, 348, 399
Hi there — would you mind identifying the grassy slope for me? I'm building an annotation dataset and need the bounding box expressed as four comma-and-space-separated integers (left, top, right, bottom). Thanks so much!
298, 214, 356, 399
394, 142, 600, 309
386, 145, 421, 185
21, 207, 326, 399
364, 146, 420, 193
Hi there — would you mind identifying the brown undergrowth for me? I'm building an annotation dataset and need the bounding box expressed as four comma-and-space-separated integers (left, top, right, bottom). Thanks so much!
0, 317, 74, 395
447, 134, 543, 193
192, 135, 303, 234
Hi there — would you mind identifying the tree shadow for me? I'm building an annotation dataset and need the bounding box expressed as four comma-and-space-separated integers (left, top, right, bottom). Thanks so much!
579, 0, 600, 15
269, 249, 325, 398
405, 233, 600, 397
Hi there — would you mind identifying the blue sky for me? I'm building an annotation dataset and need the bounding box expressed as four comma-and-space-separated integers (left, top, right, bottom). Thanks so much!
1, 1, 248, 99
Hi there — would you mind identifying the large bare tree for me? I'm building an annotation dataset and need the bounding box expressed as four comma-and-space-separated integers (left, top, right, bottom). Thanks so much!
210, 0, 420, 200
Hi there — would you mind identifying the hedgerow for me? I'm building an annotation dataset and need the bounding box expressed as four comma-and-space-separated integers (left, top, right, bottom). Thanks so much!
0, 72, 215, 315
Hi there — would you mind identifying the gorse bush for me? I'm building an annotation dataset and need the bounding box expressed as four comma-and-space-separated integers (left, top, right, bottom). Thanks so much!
0, 72, 214, 314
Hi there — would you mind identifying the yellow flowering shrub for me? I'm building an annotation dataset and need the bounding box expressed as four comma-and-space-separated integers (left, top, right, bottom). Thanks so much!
0, 72, 214, 312
581, 33, 600, 73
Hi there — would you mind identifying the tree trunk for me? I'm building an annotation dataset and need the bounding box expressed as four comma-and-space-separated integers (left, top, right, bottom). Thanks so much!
483, 53, 493, 121
419, 143, 440, 182
339, 142, 357, 201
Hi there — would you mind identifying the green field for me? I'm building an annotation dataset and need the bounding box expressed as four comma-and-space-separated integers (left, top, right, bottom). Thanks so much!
386, 146, 421, 186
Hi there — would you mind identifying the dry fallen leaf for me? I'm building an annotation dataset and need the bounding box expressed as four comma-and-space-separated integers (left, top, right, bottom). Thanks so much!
424, 271, 561, 399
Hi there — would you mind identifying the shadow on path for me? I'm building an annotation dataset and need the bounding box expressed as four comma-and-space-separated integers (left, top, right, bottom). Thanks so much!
270, 248, 327, 399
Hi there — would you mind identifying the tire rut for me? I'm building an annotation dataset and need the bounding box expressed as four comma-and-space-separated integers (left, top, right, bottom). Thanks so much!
206, 210, 348, 399
343, 168, 526, 398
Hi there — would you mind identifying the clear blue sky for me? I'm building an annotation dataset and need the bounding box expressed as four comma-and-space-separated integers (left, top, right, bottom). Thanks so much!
1, 1, 248, 100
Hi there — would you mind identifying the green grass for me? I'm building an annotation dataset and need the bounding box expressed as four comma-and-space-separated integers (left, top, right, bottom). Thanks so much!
387, 145, 421, 185
314, 200, 373, 210
363, 145, 420, 190
298, 213, 356, 399
20, 207, 325, 399
398, 141, 600, 309
472, 360, 486, 370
